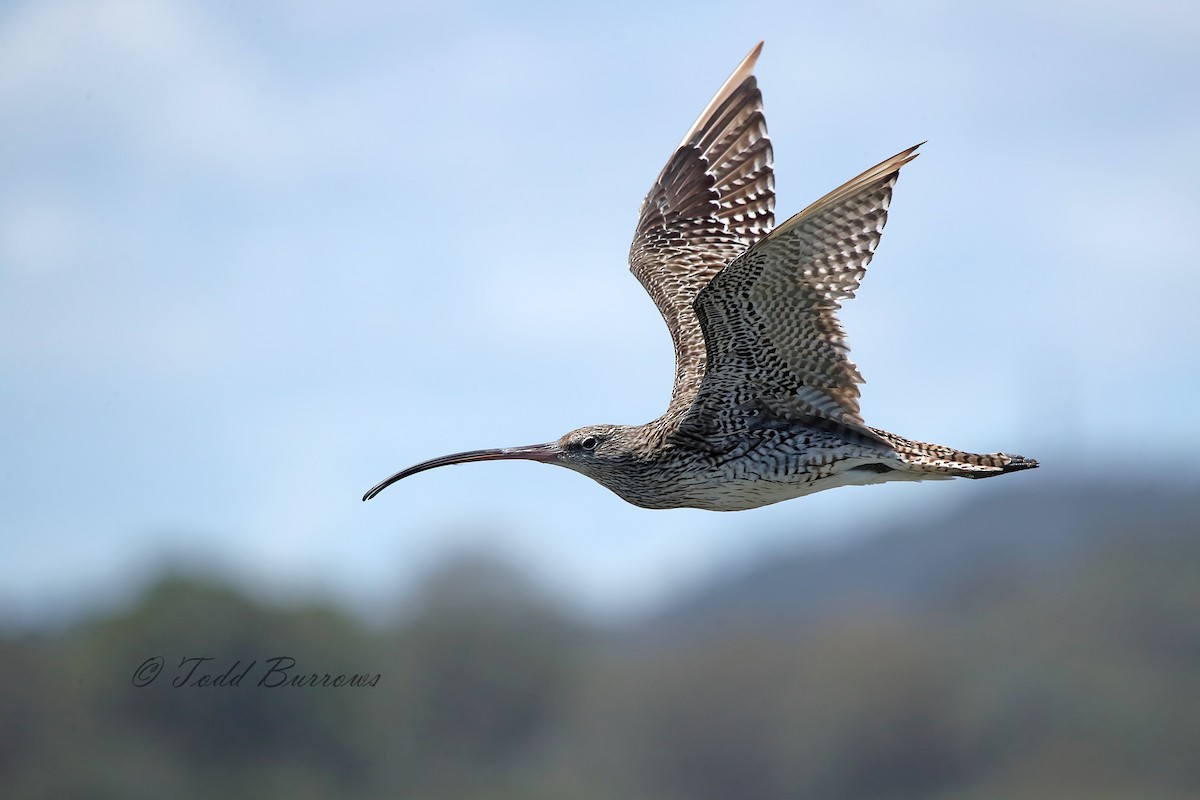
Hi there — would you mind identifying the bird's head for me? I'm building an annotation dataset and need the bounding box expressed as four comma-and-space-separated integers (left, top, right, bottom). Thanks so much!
362, 424, 646, 501
552, 424, 645, 479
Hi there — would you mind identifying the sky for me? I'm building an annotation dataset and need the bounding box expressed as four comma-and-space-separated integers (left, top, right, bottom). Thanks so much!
2, 0, 1198, 627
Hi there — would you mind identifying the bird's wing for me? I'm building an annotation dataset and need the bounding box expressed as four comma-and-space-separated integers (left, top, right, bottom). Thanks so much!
629, 42, 774, 420
678, 144, 922, 440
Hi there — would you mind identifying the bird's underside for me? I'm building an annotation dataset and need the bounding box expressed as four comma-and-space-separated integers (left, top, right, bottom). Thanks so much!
362, 41, 1037, 510
620, 420, 1038, 512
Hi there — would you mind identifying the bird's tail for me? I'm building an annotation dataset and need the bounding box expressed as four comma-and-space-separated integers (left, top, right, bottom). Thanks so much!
870, 428, 1039, 479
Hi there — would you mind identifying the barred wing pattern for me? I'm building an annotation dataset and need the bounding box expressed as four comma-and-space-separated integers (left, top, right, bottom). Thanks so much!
682, 144, 923, 439
629, 42, 774, 421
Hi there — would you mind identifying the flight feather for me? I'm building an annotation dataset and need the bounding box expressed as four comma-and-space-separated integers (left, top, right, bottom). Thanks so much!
682, 144, 922, 437
628, 41, 775, 421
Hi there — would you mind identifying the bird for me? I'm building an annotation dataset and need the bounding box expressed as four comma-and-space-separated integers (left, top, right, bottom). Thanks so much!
363, 41, 1037, 512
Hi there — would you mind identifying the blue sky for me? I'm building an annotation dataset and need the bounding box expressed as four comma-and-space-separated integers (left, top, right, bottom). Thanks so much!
2, 0, 1198, 625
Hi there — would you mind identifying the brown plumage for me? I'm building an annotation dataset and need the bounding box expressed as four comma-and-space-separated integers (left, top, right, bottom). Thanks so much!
363, 42, 1037, 511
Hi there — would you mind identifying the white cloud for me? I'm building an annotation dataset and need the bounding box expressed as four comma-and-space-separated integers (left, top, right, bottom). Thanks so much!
0, 193, 84, 279
0, 0, 320, 179
1031, 0, 1200, 45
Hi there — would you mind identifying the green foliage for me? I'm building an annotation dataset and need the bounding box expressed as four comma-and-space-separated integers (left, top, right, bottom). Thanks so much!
2, 486, 1198, 799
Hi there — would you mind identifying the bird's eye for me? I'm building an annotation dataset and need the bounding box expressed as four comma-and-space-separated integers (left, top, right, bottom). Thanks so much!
580, 436, 598, 450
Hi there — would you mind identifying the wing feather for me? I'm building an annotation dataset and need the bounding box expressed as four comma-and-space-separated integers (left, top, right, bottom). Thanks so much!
629, 43, 775, 420
681, 144, 922, 439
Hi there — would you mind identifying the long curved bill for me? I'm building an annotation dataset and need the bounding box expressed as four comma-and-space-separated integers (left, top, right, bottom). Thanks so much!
362, 443, 562, 501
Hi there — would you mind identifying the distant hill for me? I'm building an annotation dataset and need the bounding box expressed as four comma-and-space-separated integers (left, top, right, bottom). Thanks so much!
641, 481, 1200, 638
4, 478, 1198, 799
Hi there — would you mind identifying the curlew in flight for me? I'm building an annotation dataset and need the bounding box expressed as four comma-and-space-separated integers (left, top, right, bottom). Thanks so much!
363, 42, 1037, 511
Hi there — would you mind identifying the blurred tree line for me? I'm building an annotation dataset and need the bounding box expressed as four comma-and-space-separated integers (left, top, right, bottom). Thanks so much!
1, 482, 1197, 799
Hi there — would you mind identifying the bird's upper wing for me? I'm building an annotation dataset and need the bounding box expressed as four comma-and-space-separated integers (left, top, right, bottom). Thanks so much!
628, 42, 774, 421
678, 144, 922, 440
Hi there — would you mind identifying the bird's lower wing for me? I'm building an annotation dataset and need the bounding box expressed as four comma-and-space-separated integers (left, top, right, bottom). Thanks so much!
678, 144, 922, 440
